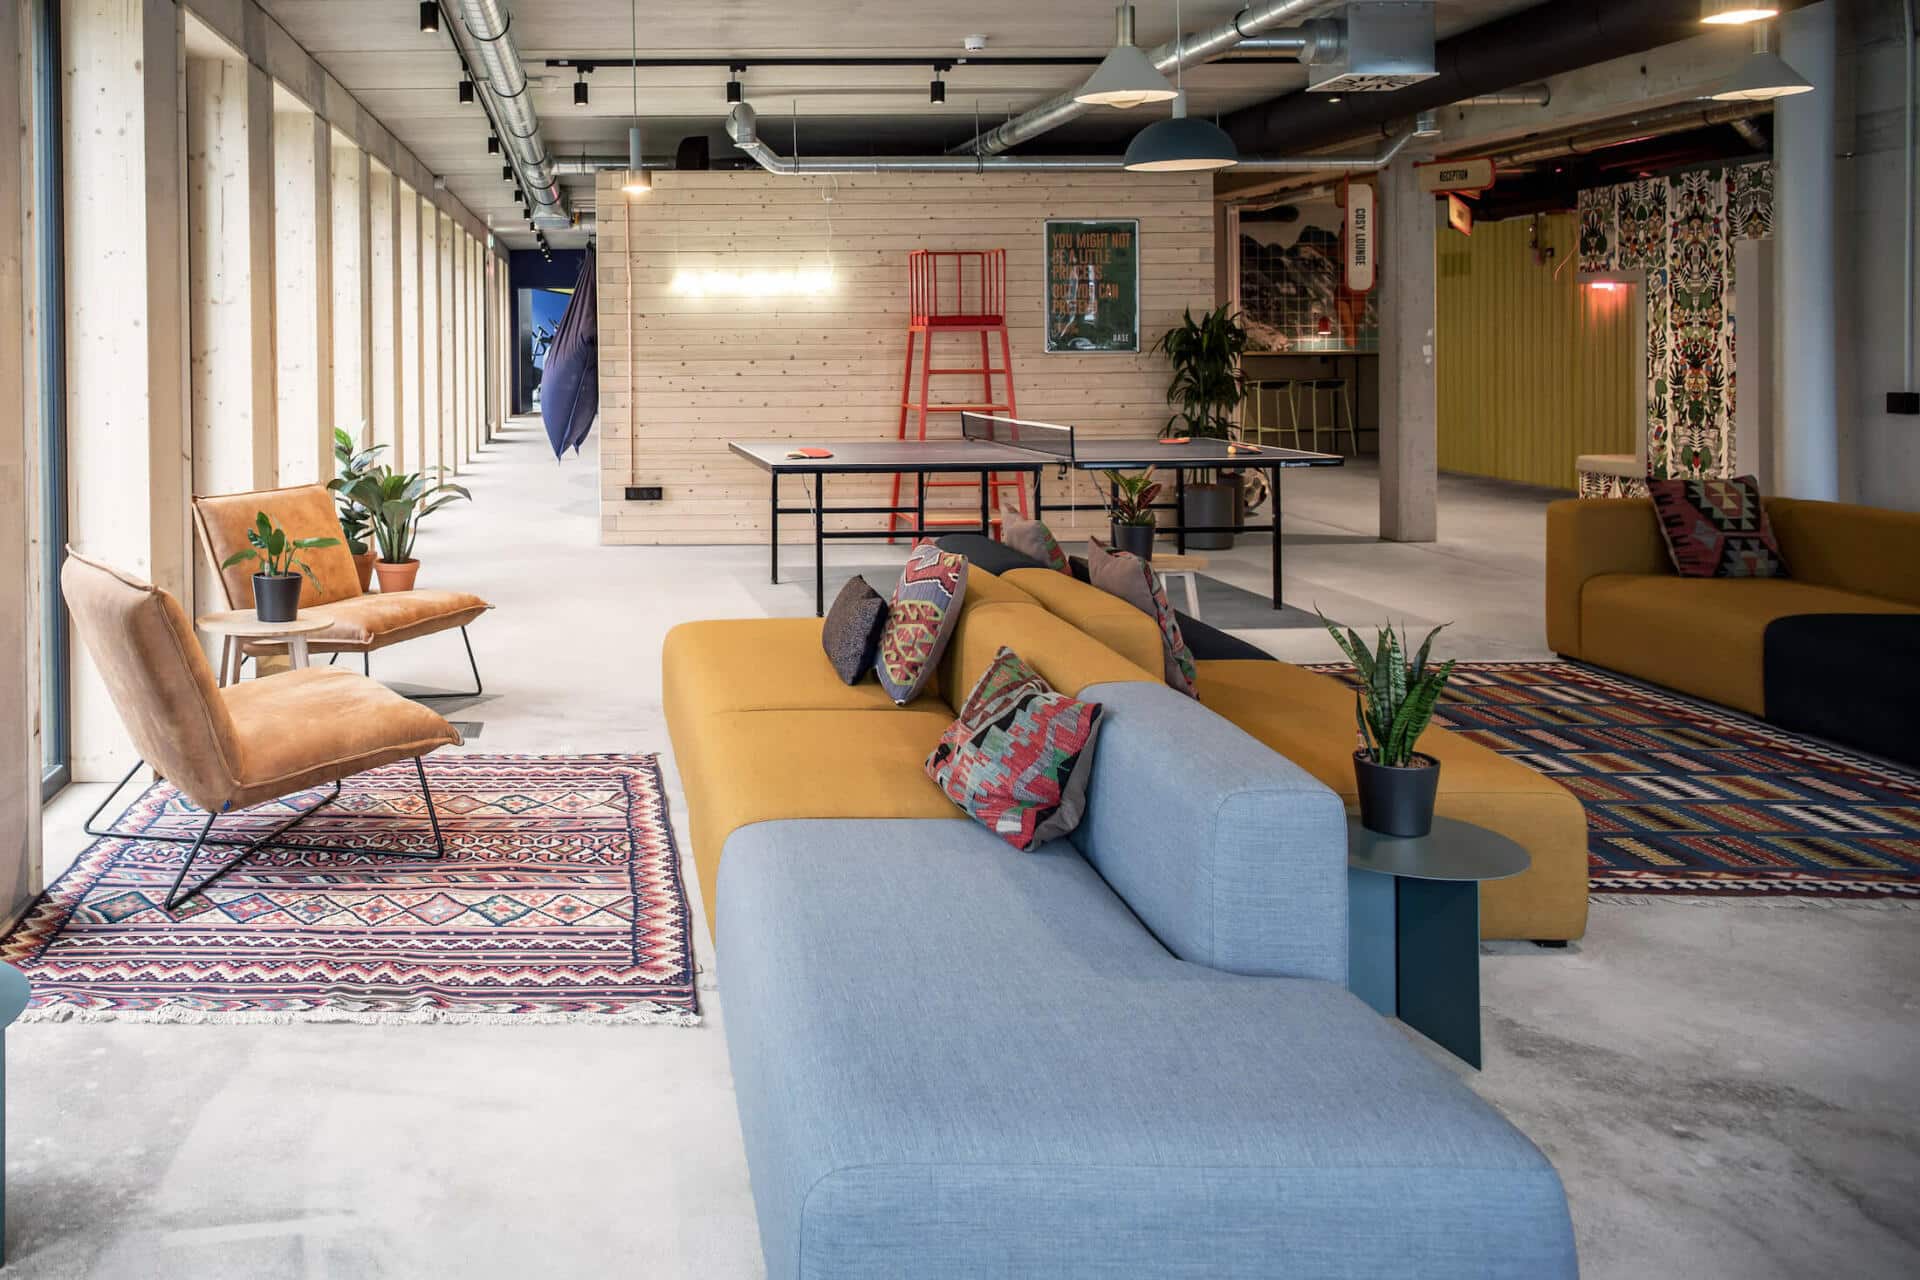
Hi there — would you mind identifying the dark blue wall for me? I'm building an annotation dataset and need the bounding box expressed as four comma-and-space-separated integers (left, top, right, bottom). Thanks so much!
511, 250, 589, 412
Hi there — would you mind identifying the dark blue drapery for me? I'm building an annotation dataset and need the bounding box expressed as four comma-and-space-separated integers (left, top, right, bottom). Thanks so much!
541, 247, 600, 458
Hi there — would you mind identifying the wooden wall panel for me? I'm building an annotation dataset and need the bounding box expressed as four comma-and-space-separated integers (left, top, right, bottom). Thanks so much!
1435, 213, 1637, 491
595, 170, 1214, 545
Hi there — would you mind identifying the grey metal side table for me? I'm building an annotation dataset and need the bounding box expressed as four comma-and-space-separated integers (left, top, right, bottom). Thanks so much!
0, 961, 28, 1266
1348, 816, 1530, 1069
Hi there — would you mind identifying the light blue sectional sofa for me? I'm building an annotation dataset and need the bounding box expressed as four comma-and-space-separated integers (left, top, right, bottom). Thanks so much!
716, 680, 1579, 1279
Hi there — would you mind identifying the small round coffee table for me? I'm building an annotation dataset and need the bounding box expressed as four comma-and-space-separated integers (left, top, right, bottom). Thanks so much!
1347, 815, 1531, 1069
196, 609, 335, 687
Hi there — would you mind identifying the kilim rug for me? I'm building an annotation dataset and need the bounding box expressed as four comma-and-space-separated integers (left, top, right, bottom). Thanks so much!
1, 755, 699, 1023
1307, 661, 1920, 901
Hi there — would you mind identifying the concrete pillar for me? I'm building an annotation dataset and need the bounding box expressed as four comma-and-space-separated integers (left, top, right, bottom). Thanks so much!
399, 182, 421, 475
0, 0, 42, 913
63, 0, 192, 778
438, 213, 456, 477
273, 99, 331, 485
1378, 157, 1439, 542
418, 197, 438, 479
1774, 0, 1842, 501
329, 137, 371, 455
369, 164, 400, 466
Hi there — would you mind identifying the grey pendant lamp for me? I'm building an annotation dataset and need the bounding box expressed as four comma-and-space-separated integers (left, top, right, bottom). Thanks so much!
1710, 21, 1813, 102
621, 0, 651, 194
1124, 0, 1237, 171
1075, 5, 1177, 108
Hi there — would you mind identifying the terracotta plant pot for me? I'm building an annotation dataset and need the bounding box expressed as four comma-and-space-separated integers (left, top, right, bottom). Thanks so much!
1353, 750, 1441, 838
352, 550, 376, 594
1108, 522, 1156, 561
373, 559, 420, 593
252, 573, 302, 623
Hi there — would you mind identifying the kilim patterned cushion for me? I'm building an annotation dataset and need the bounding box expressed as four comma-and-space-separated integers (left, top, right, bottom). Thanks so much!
1084, 538, 1200, 697
999, 516, 1072, 575
877, 543, 969, 705
1648, 475, 1789, 578
821, 575, 889, 684
926, 646, 1105, 850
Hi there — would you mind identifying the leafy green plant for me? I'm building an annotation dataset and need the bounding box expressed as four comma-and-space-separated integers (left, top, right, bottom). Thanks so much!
343, 468, 472, 564
1320, 615, 1456, 767
1153, 304, 1250, 440
1101, 469, 1161, 527
219, 512, 340, 587
327, 426, 388, 556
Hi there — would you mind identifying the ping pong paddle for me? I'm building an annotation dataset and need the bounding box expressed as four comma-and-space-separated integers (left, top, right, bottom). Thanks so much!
1159, 436, 1190, 445
787, 448, 834, 459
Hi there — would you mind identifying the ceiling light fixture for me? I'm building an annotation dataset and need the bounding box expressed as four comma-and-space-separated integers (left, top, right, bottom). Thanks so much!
1123, 0, 1237, 171
458, 75, 474, 104
1699, 1, 1781, 23
487, 134, 500, 155
1075, 4, 1177, 109
419, 2, 438, 35
574, 72, 590, 107
728, 67, 744, 104
501, 164, 513, 181
1710, 24, 1813, 101
622, 0, 649, 197
930, 74, 946, 104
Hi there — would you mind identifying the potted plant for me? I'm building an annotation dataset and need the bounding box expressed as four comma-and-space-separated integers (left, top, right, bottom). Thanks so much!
1100, 468, 1160, 561
219, 511, 340, 623
1153, 303, 1250, 550
344, 467, 472, 594
327, 426, 388, 593
1321, 616, 1456, 837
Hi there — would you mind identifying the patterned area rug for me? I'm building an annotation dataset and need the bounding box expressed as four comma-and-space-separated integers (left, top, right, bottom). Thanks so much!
1309, 661, 1920, 901
3, 755, 698, 1023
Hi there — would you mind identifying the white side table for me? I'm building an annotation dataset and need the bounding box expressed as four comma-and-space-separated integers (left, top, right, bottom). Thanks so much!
196, 609, 335, 687
1150, 551, 1209, 618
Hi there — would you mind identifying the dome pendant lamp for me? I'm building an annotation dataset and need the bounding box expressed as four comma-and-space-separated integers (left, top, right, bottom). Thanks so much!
1075, 5, 1177, 109
1123, 0, 1237, 172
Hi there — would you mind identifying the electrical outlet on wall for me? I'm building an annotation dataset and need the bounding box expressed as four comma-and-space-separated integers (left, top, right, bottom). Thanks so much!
625, 485, 664, 501
1888, 392, 1920, 416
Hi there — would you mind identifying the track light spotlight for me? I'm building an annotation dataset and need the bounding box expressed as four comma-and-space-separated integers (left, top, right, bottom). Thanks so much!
727, 76, 743, 104
487, 134, 499, 154
419, 2, 438, 35
573, 73, 589, 107
514, 188, 525, 205
458, 76, 474, 104
930, 76, 946, 104
501, 164, 513, 181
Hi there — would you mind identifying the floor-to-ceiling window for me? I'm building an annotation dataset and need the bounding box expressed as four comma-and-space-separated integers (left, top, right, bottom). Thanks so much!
32, 0, 69, 800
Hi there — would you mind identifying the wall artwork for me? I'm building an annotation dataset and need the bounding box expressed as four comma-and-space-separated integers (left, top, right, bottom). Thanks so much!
1044, 219, 1140, 353
1576, 160, 1773, 484
1238, 197, 1380, 352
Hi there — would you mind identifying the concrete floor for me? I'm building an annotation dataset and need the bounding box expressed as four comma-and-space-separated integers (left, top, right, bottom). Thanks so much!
10, 420, 1916, 1277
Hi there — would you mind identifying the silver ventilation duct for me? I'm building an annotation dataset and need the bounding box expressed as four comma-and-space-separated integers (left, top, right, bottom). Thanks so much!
449, 0, 570, 227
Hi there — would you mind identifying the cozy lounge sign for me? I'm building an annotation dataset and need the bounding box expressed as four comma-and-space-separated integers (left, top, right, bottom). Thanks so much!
1344, 184, 1375, 294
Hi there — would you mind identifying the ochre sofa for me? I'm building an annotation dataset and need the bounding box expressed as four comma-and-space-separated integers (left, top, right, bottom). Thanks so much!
1547, 497, 1920, 763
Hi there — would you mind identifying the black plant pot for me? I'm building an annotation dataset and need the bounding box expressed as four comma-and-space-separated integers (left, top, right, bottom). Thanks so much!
1181, 482, 1236, 551
253, 573, 303, 623
1109, 522, 1156, 561
1353, 750, 1441, 837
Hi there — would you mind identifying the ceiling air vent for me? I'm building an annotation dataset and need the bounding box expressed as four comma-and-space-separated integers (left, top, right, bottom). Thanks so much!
1308, 2, 1438, 94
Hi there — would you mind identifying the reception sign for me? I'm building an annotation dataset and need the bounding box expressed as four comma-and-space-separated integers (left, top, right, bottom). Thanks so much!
1344, 184, 1376, 294
1044, 219, 1140, 352
1417, 157, 1497, 194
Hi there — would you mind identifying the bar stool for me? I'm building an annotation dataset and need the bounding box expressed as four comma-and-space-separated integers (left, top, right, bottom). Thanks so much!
1304, 378, 1359, 455
1245, 378, 1302, 448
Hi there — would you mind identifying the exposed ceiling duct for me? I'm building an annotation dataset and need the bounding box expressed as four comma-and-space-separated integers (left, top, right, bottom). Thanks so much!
446, 0, 570, 227
1486, 100, 1770, 169
1224, 0, 1804, 156
953, 0, 1341, 157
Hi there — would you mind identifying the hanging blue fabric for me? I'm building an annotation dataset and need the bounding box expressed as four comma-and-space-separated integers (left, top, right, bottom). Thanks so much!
541, 247, 600, 458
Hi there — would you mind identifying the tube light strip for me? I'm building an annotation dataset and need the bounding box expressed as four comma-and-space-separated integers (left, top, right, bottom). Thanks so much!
670, 267, 835, 297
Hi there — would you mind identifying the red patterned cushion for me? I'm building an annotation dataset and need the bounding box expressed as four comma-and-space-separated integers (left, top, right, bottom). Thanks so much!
877, 543, 969, 704
1648, 475, 1789, 579
1084, 538, 1200, 697
926, 646, 1105, 850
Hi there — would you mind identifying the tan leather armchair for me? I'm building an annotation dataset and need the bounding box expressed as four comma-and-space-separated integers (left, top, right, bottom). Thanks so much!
63, 550, 463, 910
191, 484, 491, 698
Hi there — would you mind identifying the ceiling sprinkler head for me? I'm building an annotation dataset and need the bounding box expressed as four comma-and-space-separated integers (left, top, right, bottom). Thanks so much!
963, 34, 988, 52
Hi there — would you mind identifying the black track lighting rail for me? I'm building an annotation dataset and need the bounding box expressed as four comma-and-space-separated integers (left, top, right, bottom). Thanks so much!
544, 54, 1296, 71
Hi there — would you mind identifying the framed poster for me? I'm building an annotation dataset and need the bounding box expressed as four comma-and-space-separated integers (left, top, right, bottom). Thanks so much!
1044, 219, 1140, 353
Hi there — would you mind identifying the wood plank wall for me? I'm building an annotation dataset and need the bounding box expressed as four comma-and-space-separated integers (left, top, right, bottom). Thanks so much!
595, 170, 1214, 545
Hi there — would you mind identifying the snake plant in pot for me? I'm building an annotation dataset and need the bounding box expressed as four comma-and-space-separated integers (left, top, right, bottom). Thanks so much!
328, 426, 388, 592
1321, 616, 1457, 837
1153, 304, 1249, 550
1100, 468, 1160, 560
219, 512, 340, 623
342, 467, 471, 594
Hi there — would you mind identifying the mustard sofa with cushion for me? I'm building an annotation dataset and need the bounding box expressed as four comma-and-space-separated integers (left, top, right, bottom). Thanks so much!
1546, 497, 1920, 763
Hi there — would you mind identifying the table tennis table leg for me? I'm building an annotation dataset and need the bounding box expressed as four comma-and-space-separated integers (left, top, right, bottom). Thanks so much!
1175, 469, 1187, 554
1269, 465, 1283, 610
769, 472, 780, 585
915, 471, 926, 540
1032, 467, 1044, 524
814, 474, 827, 617
978, 469, 991, 538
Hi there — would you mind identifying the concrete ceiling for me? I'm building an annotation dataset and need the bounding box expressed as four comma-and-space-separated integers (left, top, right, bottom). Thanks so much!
261, 1, 1550, 248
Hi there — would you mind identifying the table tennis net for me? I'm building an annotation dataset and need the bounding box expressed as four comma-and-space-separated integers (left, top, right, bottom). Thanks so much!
959, 413, 1075, 460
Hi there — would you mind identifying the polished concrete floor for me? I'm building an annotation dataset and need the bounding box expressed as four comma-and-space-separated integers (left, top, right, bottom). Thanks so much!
11, 421, 1917, 1277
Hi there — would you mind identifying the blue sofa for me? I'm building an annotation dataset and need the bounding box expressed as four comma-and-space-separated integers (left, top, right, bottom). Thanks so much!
716, 679, 1578, 1278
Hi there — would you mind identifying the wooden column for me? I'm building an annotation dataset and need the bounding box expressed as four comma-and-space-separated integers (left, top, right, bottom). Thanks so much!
273, 100, 331, 485
369, 164, 400, 467
330, 137, 373, 458
399, 182, 421, 475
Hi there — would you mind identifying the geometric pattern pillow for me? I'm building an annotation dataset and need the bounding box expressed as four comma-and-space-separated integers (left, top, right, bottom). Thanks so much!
820, 575, 889, 684
925, 646, 1105, 850
1648, 475, 1789, 579
1083, 538, 1200, 697
877, 543, 969, 705
999, 516, 1072, 575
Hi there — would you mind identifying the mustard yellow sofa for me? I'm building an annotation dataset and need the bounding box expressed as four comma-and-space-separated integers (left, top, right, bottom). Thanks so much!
1546, 497, 1920, 763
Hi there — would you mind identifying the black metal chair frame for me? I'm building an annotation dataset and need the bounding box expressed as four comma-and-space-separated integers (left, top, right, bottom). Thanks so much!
294, 624, 486, 701
83, 757, 448, 912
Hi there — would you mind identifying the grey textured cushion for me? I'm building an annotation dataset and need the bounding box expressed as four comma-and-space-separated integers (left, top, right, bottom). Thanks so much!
719, 816, 1577, 1280
999, 516, 1072, 574
820, 576, 888, 684
1084, 538, 1199, 696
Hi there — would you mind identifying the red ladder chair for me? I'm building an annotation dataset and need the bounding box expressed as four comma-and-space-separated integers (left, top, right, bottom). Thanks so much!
889, 249, 1030, 540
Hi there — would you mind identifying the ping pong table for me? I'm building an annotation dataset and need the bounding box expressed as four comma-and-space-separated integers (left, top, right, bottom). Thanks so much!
730, 415, 1342, 616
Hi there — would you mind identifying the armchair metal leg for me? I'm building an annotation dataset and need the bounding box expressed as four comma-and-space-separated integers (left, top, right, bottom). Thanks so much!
359, 626, 484, 702
83, 755, 449, 912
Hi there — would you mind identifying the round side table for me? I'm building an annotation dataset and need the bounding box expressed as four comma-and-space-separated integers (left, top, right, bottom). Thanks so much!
1347, 815, 1531, 1069
196, 609, 335, 687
